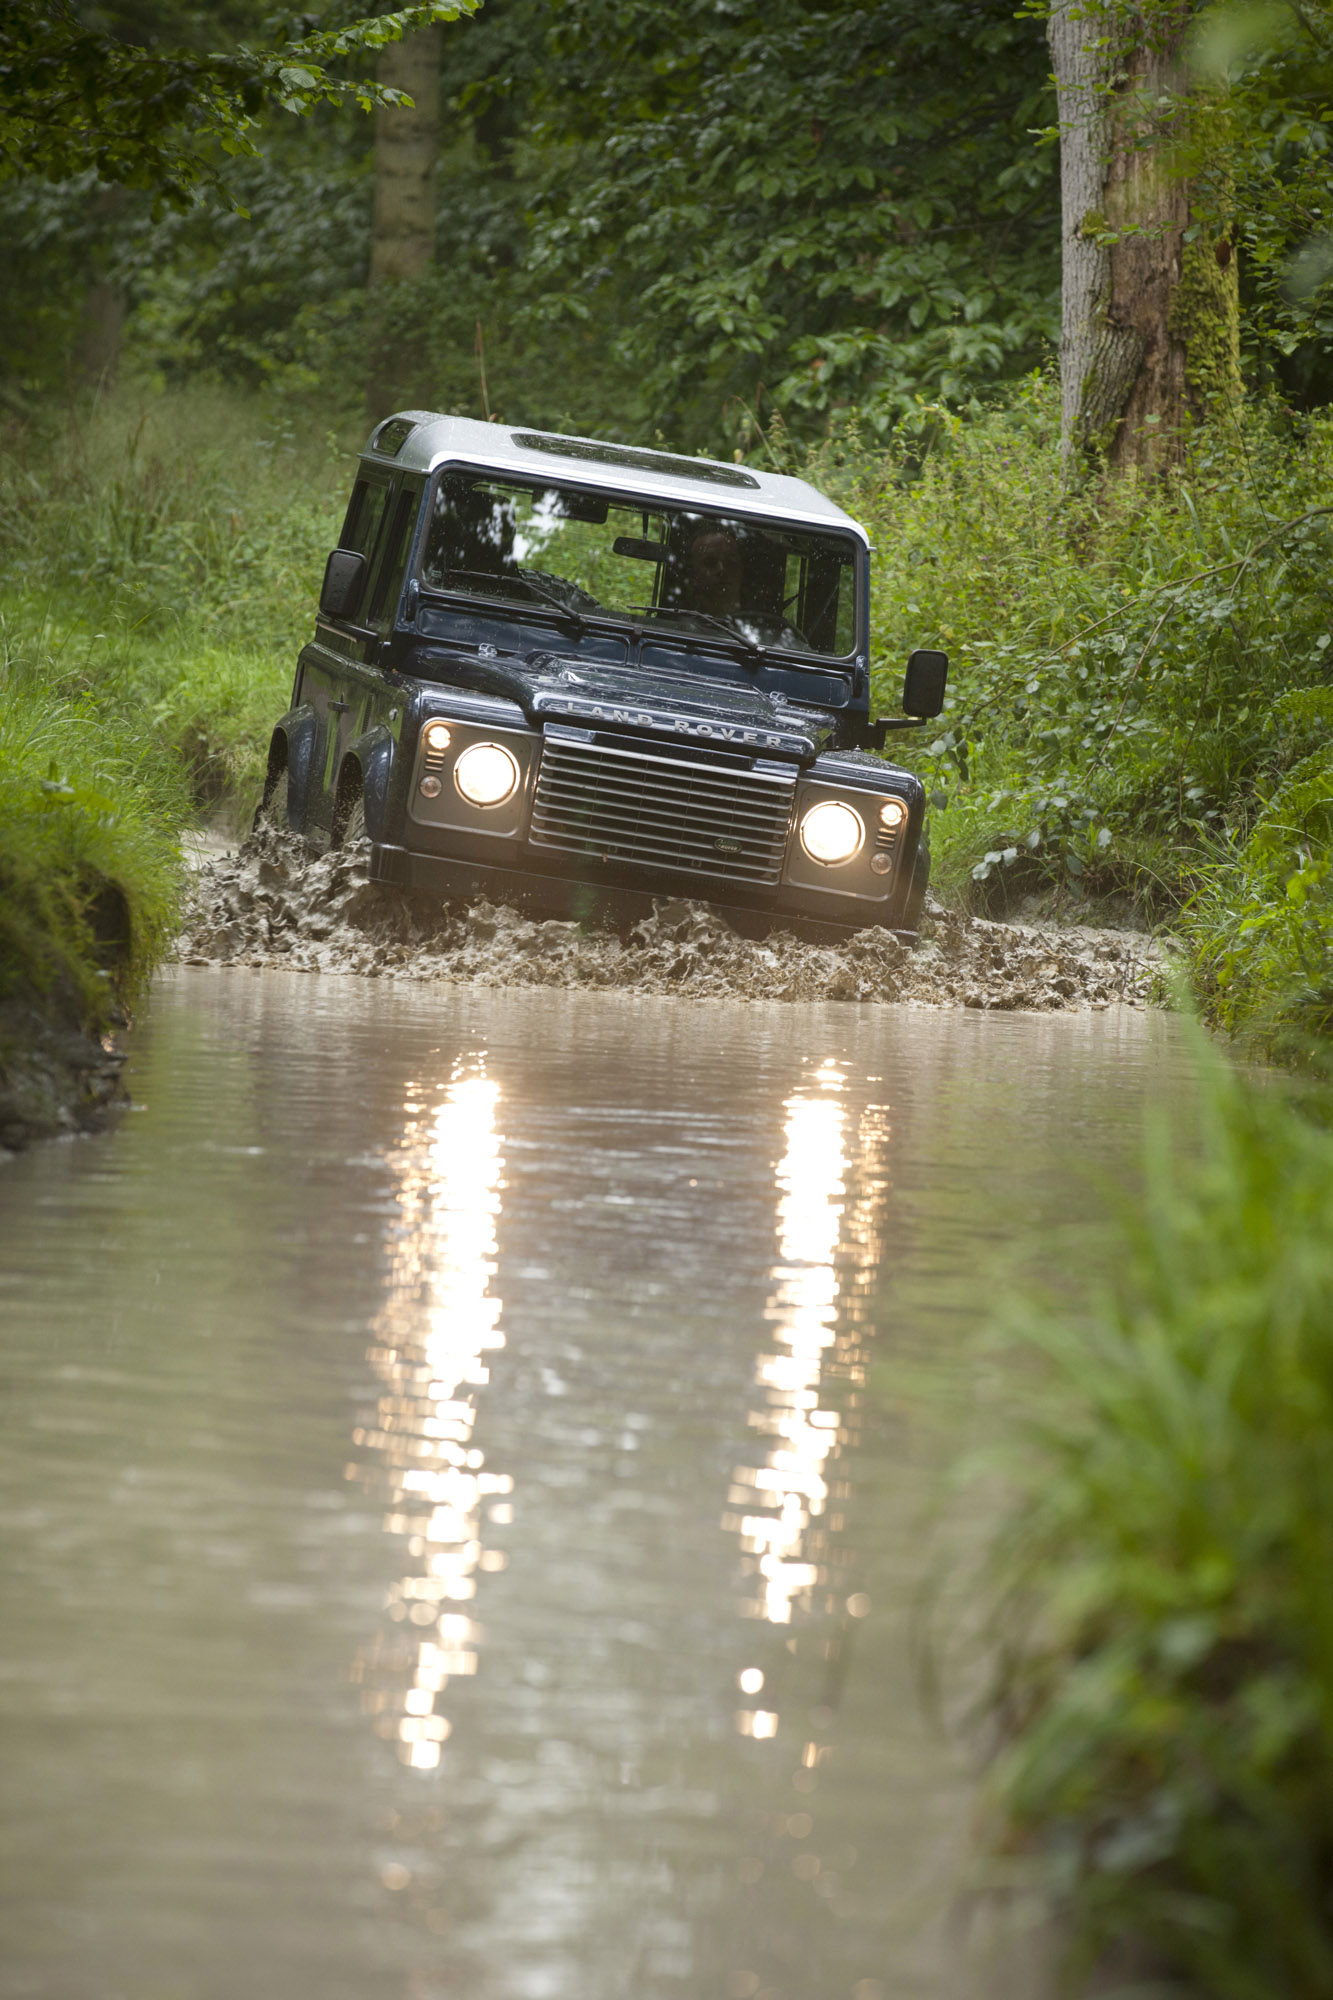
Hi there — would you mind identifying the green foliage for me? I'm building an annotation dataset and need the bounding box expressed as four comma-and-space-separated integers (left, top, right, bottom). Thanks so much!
976, 1049, 1333, 1996
263, 261, 651, 437
793, 383, 1333, 1032
513, 0, 1060, 445
1185, 696, 1333, 1050
2, 0, 1061, 439
1188, 0, 1333, 400
0, 1, 481, 211
0, 386, 353, 1021
7, 0, 1333, 444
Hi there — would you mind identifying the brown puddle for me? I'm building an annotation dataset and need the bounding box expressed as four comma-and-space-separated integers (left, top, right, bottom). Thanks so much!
0, 971, 1196, 1999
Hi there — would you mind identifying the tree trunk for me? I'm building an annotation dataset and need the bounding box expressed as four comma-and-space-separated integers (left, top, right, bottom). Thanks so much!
1049, 1, 1240, 478
72, 187, 127, 391
369, 26, 441, 286
74, 280, 126, 390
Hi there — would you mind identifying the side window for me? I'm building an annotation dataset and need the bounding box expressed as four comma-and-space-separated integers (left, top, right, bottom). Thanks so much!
339, 477, 392, 559
367, 483, 422, 625
329, 474, 393, 625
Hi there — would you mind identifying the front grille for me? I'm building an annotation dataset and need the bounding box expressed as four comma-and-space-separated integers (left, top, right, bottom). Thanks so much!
530, 729, 796, 886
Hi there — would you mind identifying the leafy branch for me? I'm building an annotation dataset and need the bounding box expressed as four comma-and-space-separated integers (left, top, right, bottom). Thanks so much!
0, 0, 482, 211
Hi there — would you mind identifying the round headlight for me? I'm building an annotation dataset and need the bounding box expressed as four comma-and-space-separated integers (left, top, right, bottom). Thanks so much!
454, 741, 519, 807
800, 799, 864, 865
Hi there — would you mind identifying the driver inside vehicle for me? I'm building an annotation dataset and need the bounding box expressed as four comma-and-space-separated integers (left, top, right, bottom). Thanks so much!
683, 525, 744, 619
450, 486, 519, 578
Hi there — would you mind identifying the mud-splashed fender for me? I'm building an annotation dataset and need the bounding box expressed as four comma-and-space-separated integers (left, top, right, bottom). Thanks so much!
267, 706, 320, 830
341, 724, 396, 843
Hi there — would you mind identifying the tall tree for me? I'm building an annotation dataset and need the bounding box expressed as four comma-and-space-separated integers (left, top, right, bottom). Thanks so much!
1049, 0, 1241, 475
364, 25, 443, 411
73, 195, 128, 388
370, 25, 441, 284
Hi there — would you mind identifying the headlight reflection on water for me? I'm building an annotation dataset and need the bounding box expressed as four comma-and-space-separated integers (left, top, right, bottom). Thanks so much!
726, 1075, 848, 1638
726, 1056, 889, 1755
348, 1064, 512, 1769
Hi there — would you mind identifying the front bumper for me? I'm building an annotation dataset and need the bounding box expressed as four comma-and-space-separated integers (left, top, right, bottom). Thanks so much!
369, 843, 918, 946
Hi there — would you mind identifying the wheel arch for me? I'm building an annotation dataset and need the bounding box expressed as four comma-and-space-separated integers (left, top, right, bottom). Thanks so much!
339, 724, 396, 843
264, 705, 319, 830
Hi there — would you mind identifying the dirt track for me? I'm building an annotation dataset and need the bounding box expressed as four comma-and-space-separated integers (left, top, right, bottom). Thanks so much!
174, 825, 1161, 1012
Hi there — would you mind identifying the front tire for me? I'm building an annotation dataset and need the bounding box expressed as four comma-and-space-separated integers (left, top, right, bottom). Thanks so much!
332, 787, 366, 848
254, 765, 290, 832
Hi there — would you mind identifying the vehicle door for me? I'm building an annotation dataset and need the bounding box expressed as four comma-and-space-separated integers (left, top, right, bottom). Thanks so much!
300, 471, 394, 835
322, 477, 425, 807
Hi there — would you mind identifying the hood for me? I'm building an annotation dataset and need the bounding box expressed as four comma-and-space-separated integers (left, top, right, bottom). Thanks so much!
410, 647, 834, 760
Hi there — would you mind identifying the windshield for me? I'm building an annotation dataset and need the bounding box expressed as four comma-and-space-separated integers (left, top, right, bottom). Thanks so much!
418, 473, 860, 662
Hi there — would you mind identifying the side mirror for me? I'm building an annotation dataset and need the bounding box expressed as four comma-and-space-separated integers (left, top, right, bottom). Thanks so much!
320, 548, 367, 621
903, 648, 948, 718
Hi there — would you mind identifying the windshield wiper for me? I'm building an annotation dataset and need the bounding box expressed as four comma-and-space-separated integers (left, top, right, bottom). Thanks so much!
632, 604, 759, 653
437, 569, 586, 629
515, 573, 589, 628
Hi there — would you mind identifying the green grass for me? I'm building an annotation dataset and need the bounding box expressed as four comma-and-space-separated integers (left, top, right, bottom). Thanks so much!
0, 388, 349, 810
0, 385, 350, 1025
969, 1049, 1333, 1997
0, 634, 185, 1016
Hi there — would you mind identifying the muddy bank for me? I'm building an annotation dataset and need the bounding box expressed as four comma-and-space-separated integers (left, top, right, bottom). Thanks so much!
175, 825, 1160, 1011
0, 992, 128, 1155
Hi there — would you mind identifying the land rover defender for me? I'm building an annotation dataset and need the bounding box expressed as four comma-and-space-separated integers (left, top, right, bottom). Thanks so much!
260, 413, 948, 937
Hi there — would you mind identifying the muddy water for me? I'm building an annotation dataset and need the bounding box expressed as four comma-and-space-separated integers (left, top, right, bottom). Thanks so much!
0, 973, 1194, 2000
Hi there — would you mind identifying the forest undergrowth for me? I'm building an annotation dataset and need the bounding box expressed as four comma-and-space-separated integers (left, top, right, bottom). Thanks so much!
819, 379, 1333, 1058
0, 390, 344, 1052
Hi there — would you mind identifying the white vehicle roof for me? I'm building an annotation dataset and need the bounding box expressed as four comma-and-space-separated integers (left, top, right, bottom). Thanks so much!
364, 411, 867, 543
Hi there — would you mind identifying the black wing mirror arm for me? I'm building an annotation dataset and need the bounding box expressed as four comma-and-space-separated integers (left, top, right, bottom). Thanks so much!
866, 648, 949, 747
865, 716, 928, 749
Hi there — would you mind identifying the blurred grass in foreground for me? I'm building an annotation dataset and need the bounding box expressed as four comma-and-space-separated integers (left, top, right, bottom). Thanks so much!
974, 1046, 1333, 1996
